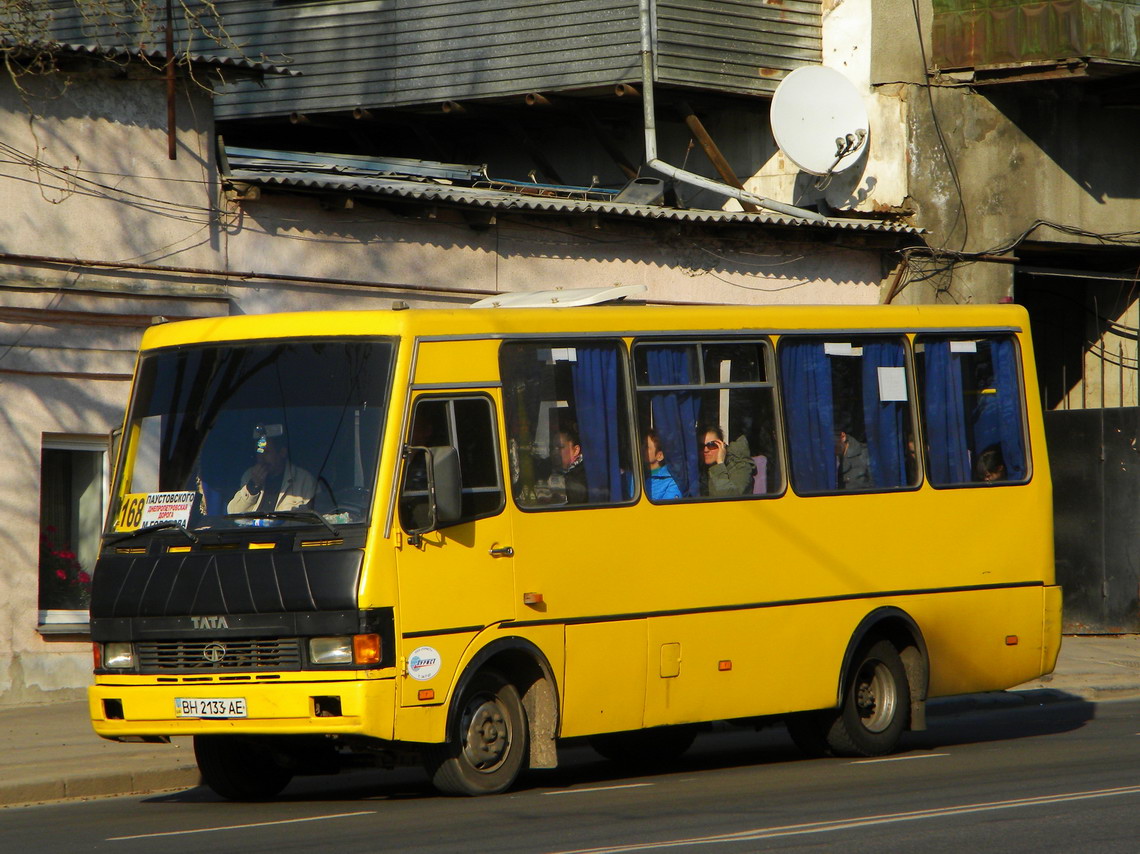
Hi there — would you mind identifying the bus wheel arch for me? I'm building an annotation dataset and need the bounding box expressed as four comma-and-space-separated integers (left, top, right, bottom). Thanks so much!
840, 607, 929, 733
427, 638, 559, 795
787, 608, 928, 759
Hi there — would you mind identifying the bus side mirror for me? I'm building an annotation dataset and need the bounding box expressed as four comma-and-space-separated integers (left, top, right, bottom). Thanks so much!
403, 445, 462, 543
429, 445, 462, 526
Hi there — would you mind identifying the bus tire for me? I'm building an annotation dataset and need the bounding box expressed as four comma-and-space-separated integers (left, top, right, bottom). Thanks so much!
425, 669, 528, 796
826, 639, 910, 757
193, 735, 293, 801
589, 725, 699, 766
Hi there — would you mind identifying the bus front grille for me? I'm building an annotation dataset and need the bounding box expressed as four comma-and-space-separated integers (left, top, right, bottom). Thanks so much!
137, 639, 303, 672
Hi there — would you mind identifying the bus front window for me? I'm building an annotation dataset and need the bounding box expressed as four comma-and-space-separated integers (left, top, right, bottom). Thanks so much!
109, 339, 394, 534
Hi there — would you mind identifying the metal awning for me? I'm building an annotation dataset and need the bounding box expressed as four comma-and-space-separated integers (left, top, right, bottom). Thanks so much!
224, 146, 919, 235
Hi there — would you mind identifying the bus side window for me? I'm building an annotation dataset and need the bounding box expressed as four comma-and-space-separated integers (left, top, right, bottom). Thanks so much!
779, 336, 916, 494
633, 339, 782, 501
398, 396, 504, 531
915, 335, 1028, 486
500, 341, 636, 509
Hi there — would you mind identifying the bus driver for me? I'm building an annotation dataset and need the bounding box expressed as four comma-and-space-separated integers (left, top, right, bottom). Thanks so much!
228, 424, 316, 514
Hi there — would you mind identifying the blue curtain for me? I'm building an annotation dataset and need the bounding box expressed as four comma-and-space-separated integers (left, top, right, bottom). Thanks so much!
570, 345, 623, 502
645, 347, 701, 497
923, 341, 970, 484
990, 337, 1027, 480
780, 340, 835, 491
861, 340, 907, 488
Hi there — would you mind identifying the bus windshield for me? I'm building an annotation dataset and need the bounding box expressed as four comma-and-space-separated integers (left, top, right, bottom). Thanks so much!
108, 338, 394, 534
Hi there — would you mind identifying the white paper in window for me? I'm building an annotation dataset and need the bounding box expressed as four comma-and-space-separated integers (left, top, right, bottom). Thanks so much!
878, 367, 908, 402
551, 347, 577, 362
824, 342, 863, 356
949, 340, 978, 353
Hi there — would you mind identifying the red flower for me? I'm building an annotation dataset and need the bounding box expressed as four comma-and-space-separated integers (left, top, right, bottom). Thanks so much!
77, 571, 91, 584
55, 569, 67, 580
58, 550, 76, 560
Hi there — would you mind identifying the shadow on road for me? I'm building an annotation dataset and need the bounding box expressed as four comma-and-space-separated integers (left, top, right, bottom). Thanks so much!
141, 690, 1097, 805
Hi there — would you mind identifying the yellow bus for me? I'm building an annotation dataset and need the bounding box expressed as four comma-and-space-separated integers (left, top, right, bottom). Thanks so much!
88, 299, 1061, 800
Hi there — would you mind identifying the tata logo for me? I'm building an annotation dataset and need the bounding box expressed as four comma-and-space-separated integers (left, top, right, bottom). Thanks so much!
202, 643, 227, 663
190, 616, 230, 630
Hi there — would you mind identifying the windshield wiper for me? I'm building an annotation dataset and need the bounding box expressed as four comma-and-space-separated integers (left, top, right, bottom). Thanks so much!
228, 510, 341, 537
106, 521, 200, 547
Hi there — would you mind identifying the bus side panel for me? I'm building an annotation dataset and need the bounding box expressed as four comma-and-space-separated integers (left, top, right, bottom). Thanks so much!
643, 608, 845, 727
912, 585, 1056, 697
559, 621, 647, 738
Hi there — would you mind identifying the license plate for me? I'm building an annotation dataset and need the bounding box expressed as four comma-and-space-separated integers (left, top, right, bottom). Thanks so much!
175, 697, 247, 718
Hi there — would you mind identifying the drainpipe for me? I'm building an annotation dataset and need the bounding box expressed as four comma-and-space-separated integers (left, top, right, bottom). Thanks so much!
637, 0, 826, 223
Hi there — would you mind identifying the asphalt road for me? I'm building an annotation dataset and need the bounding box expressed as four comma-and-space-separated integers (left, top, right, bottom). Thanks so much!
2, 695, 1137, 853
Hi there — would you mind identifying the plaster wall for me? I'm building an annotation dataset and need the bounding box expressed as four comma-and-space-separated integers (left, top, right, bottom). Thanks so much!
224, 195, 887, 311
0, 75, 221, 278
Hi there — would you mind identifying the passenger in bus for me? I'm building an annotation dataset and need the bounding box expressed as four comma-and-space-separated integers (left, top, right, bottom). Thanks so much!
553, 423, 588, 504
227, 424, 317, 514
699, 426, 756, 497
974, 445, 1007, 482
834, 425, 871, 490
644, 428, 682, 500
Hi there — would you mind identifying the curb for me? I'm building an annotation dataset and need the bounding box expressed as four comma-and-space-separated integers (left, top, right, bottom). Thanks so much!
0, 766, 200, 809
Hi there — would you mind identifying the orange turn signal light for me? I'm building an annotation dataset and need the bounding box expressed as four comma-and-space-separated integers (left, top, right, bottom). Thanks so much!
354, 634, 382, 664
418, 689, 435, 701
1005, 635, 1019, 646
718, 660, 733, 671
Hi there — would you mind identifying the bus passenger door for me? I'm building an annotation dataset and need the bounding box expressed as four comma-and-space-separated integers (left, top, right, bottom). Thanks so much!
394, 394, 514, 692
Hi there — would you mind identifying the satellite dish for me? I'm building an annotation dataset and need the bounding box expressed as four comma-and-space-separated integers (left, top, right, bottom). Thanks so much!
770, 66, 870, 177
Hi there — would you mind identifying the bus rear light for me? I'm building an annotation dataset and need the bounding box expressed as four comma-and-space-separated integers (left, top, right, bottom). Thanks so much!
353, 634, 381, 665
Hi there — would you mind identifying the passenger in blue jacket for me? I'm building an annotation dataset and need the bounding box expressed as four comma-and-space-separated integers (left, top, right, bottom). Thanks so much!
644, 429, 682, 500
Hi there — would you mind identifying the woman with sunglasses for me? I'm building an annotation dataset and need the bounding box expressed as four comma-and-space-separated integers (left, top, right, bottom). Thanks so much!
699, 426, 756, 497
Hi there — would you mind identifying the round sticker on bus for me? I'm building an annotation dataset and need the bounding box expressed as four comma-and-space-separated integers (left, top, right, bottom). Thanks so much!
408, 646, 441, 681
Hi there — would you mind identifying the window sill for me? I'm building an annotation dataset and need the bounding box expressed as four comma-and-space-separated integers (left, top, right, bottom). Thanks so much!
38, 610, 90, 636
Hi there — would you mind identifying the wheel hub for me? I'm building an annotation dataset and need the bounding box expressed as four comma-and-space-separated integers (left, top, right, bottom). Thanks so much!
855, 660, 897, 733
461, 697, 510, 772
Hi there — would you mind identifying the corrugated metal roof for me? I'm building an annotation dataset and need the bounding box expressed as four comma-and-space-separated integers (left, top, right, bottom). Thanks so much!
0, 39, 294, 77
224, 150, 917, 234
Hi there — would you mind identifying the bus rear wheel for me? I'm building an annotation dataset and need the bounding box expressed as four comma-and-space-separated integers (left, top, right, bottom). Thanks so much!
193, 735, 293, 801
827, 639, 910, 756
425, 669, 528, 796
787, 639, 910, 759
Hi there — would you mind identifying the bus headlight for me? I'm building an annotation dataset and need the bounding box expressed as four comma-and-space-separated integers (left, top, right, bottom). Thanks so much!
103, 643, 135, 669
309, 634, 381, 665
309, 637, 353, 665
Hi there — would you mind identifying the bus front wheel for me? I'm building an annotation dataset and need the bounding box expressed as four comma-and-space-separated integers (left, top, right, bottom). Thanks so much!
194, 735, 293, 801
425, 669, 528, 796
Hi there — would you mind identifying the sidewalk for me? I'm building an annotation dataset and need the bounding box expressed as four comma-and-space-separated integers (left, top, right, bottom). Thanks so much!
2, 635, 1138, 808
